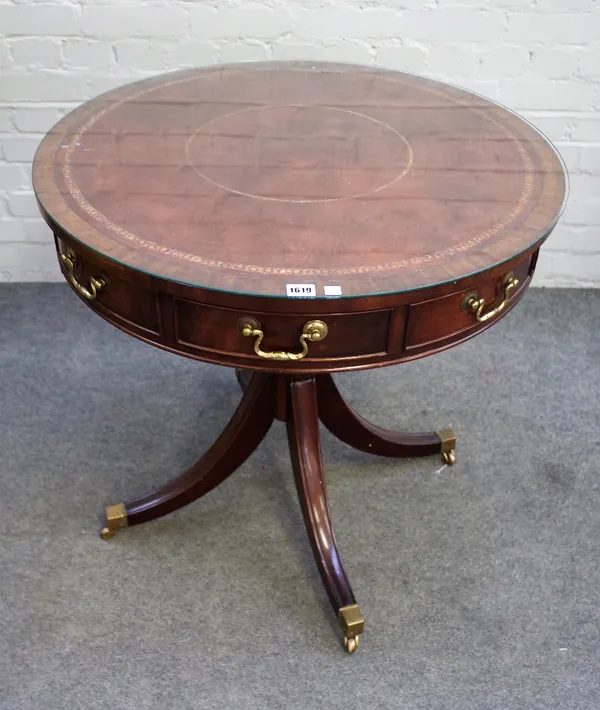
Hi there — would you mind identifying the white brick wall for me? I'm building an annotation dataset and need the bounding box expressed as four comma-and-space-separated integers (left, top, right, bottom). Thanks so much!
0, 0, 598, 286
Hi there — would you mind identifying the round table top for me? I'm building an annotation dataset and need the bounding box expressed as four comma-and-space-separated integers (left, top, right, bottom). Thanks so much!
33, 62, 567, 299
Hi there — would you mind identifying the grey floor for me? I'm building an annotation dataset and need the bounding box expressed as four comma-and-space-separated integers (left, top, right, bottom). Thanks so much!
0, 285, 599, 710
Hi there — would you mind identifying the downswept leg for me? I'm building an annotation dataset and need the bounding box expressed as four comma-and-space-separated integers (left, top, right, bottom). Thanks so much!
101, 372, 276, 538
287, 376, 364, 653
316, 373, 455, 463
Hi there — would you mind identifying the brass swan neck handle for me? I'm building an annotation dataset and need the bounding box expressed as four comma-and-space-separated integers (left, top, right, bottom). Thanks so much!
238, 317, 328, 361
60, 249, 106, 301
461, 273, 519, 323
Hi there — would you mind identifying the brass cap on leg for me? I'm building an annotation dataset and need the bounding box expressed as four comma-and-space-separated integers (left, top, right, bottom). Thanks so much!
100, 502, 128, 540
436, 428, 456, 465
338, 603, 365, 654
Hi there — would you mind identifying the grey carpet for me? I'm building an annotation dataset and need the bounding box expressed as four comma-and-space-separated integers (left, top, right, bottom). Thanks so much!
0, 284, 599, 710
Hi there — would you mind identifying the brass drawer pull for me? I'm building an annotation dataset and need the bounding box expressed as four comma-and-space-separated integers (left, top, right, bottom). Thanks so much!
238, 317, 328, 361
60, 249, 106, 301
461, 273, 519, 323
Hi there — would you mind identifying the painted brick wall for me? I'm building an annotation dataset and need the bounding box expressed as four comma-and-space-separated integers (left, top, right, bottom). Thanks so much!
0, 0, 598, 285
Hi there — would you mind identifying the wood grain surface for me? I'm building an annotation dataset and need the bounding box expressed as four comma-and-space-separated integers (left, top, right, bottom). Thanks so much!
33, 62, 566, 299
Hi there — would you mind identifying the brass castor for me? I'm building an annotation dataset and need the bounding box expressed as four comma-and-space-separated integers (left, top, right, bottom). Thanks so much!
338, 603, 364, 655
442, 450, 456, 465
344, 635, 360, 654
100, 502, 128, 540
437, 428, 456, 466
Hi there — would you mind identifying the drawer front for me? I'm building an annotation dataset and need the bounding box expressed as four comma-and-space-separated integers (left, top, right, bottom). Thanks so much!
57, 238, 160, 336
405, 256, 532, 349
56, 234, 537, 373
95, 276, 160, 336
174, 300, 392, 361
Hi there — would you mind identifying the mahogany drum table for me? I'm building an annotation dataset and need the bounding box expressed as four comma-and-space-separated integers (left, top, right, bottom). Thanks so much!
33, 62, 567, 654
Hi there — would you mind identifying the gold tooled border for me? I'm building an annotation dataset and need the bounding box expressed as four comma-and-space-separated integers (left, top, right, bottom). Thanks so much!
60, 70, 535, 277
35, 65, 564, 288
